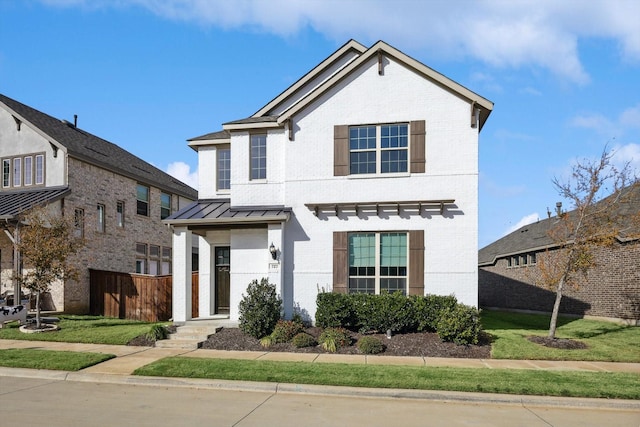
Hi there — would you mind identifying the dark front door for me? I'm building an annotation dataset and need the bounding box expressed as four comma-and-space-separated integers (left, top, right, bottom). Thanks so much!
215, 247, 230, 314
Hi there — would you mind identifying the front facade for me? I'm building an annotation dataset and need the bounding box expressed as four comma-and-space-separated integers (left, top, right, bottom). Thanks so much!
0, 94, 197, 313
166, 40, 493, 324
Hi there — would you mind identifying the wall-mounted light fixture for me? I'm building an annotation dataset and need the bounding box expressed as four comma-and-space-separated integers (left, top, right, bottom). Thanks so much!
269, 242, 277, 260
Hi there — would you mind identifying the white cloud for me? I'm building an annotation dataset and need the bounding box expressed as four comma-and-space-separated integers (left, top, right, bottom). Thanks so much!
612, 143, 640, 175
569, 113, 615, 134
504, 213, 540, 236
619, 104, 640, 129
38, 0, 640, 85
166, 161, 198, 191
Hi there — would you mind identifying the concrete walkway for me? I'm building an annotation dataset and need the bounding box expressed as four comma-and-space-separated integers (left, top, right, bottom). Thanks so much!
1, 338, 639, 375
1, 338, 639, 412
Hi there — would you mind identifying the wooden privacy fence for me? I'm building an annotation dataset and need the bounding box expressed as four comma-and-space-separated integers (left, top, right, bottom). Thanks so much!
90, 269, 199, 322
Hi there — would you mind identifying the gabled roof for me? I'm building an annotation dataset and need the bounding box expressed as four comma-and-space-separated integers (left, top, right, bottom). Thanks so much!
479, 182, 640, 266
193, 39, 493, 141
0, 94, 197, 200
0, 186, 71, 220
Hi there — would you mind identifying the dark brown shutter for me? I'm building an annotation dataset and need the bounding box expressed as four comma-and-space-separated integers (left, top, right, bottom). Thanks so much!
333, 231, 348, 293
408, 230, 424, 296
334, 125, 349, 176
410, 120, 425, 173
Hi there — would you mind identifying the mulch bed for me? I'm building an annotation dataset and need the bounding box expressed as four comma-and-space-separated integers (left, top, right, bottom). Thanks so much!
198, 327, 492, 359
527, 335, 588, 350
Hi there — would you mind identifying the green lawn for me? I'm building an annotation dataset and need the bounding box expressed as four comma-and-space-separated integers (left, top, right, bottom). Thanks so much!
482, 310, 640, 362
134, 357, 640, 399
0, 315, 167, 345
0, 348, 114, 370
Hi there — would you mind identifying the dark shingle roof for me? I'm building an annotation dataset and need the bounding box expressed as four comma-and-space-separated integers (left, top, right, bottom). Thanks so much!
479, 182, 640, 266
0, 94, 197, 200
0, 186, 71, 220
187, 129, 230, 142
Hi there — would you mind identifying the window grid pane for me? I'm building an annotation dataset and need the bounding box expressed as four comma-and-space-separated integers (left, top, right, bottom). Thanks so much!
24, 156, 32, 186
217, 148, 231, 190
137, 185, 149, 216
97, 204, 105, 232
160, 193, 171, 219
13, 158, 21, 187
116, 201, 125, 228
349, 126, 376, 175
35, 155, 44, 184
3, 159, 10, 187
250, 135, 266, 180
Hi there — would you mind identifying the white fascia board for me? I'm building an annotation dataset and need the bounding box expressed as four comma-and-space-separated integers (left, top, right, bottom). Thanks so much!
222, 122, 283, 131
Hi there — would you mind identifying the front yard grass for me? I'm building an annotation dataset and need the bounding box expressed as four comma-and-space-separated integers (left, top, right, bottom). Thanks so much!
0, 315, 167, 345
482, 310, 640, 362
134, 357, 640, 400
0, 348, 114, 371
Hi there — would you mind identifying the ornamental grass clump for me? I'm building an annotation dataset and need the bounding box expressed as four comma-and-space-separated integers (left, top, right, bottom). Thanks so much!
318, 327, 351, 353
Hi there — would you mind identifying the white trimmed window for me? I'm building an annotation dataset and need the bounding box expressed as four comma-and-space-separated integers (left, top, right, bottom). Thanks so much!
137, 184, 149, 216
116, 201, 125, 228
149, 245, 160, 275
12, 158, 21, 187
135, 243, 147, 274
250, 134, 266, 180
160, 192, 171, 219
74, 208, 84, 238
350, 124, 408, 174
2, 159, 10, 188
35, 155, 44, 185
217, 147, 231, 190
161, 247, 172, 275
348, 232, 408, 295
96, 204, 105, 233
24, 156, 32, 186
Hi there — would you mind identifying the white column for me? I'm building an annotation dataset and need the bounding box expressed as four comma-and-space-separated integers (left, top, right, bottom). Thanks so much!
172, 226, 192, 323
267, 223, 286, 315
198, 235, 213, 317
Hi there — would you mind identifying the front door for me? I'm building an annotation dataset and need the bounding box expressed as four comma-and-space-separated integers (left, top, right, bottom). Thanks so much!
215, 247, 230, 314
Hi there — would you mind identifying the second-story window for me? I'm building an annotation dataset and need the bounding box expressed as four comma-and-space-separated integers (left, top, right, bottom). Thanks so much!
74, 208, 84, 238
116, 201, 125, 228
160, 192, 171, 219
350, 124, 408, 175
96, 204, 105, 233
217, 147, 231, 190
24, 156, 32, 186
12, 158, 21, 187
137, 184, 149, 216
2, 159, 10, 188
250, 134, 266, 180
35, 154, 44, 185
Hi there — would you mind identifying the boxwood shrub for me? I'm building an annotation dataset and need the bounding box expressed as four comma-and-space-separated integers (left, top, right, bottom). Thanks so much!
238, 278, 282, 339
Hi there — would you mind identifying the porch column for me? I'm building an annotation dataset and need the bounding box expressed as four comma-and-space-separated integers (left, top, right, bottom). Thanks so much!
172, 226, 192, 323
198, 235, 213, 317
267, 223, 286, 315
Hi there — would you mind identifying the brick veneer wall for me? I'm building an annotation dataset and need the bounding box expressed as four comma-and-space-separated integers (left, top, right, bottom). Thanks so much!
60, 157, 181, 313
479, 240, 640, 322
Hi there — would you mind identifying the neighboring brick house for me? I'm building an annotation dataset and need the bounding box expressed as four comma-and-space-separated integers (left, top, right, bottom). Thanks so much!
478, 183, 640, 323
165, 40, 493, 324
0, 94, 197, 313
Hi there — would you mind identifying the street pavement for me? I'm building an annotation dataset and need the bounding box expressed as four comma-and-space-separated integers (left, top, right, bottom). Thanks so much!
0, 339, 639, 426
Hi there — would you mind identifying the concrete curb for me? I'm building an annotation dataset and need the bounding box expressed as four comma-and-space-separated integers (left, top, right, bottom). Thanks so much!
1, 367, 638, 411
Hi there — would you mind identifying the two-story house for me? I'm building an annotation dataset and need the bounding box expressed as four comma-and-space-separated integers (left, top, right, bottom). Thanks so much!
0, 94, 197, 313
165, 40, 493, 324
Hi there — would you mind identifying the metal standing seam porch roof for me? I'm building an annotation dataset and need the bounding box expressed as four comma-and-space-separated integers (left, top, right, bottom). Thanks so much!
0, 186, 71, 221
163, 199, 291, 226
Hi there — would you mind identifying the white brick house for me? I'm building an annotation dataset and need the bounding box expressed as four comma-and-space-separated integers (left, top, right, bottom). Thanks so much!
165, 40, 493, 324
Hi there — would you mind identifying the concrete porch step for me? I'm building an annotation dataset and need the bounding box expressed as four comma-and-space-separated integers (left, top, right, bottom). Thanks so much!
154, 339, 201, 350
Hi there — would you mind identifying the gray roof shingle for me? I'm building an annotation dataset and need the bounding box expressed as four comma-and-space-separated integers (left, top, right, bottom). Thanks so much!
0, 94, 197, 200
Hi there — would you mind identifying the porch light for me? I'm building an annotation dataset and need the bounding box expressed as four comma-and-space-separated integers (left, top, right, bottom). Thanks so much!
269, 242, 277, 260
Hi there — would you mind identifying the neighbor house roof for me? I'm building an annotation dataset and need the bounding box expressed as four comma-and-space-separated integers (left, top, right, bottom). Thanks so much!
163, 199, 291, 227
478, 182, 640, 266
0, 186, 71, 221
190, 39, 493, 141
0, 94, 197, 200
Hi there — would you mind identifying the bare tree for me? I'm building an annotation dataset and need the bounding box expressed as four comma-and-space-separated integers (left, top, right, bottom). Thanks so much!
16, 207, 84, 329
541, 148, 638, 339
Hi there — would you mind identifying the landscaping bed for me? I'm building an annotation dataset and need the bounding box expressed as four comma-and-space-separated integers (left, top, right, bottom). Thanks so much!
199, 327, 492, 358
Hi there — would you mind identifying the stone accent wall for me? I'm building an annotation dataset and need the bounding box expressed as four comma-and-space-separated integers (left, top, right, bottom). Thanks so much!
479, 240, 640, 322
59, 157, 181, 313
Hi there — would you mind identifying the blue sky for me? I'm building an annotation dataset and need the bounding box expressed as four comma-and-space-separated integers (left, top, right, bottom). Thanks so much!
1, 0, 639, 248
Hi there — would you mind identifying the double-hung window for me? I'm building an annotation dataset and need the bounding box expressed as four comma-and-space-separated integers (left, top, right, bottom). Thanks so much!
137, 184, 149, 216
349, 124, 408, 175
160, 192, 171, 219
348, 232, 408, 295
250, 134, 266, 180
96, 204, 105, 233
35, 155, 44, 185
12, 158, 21, 187
116, 201, 125, 228
2, 159, 10, 188
217, 147, 231, 190
23, 156, 33, 186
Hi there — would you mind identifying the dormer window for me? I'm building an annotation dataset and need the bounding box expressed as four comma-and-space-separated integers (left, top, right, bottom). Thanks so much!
217, 147, 231, 190
250, 134, 266, 180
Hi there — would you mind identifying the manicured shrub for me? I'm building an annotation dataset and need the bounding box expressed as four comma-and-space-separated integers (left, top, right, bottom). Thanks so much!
291, 332, 317, 348
436, 304, 481, 345
315, 293, 356, 329
357, 336, 385, 354
414, 294, 458, 332
270, 319, 304, 344
318, 327, 351, 353
238, 278, 282, 339
351, 292, 417, 334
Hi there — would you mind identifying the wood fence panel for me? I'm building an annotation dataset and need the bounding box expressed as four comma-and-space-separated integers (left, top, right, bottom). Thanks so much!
192, 272, 199, 319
